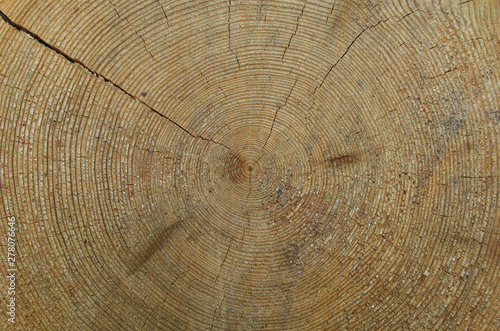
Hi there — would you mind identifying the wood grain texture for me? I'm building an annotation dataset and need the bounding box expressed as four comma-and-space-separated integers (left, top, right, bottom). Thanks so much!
0, 0, 499, 329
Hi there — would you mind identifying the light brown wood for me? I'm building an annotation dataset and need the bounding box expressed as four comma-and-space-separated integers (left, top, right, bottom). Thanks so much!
0, 0, 499, 329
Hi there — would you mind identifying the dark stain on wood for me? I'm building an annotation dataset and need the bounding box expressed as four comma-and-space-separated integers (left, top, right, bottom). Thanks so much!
128, 219, 184, 275
326, 154, 355, 166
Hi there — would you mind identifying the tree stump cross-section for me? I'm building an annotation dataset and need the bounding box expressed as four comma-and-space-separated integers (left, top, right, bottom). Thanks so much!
0, 0, 499, 329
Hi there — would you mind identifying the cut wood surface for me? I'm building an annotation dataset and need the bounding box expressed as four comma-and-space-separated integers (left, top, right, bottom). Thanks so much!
0, 0, 499, 329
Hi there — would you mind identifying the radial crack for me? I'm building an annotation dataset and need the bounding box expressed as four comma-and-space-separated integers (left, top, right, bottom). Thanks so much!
156, 0, 170, 27
215, 243, 231, 284
137, 33, 157, 61
282, 2, 307, 61
427, 67, 459, 80
0, 10, 234, 153
209, 293, 226, 330
254, 78, 298, 166
143, 267, 189, 326
325, 0, 335, 25
108, 0, 121, 17
109, 1, 157, 62
227, 0, 240, 70
398, 9, 419, 22
313, 19, 387, 95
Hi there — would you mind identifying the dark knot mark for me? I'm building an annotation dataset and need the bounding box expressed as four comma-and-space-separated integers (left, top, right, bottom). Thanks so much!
128, 219, 184, 275
326, 154, 355, 166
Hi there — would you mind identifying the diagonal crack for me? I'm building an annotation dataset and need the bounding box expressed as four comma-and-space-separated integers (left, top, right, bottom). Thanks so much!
142, 264, 191, 327
0, 9, 234, 152
109, 1, 154, 61
227, 0, 240, 70
209, 292, 226, 330
282, 1, 307, 61
108, 0, 157, 62
398, 9, 419, 22
107, 0, 121, 18
325, 0, 336, 25
253, 78, 298, 166
313, 19, 387, 95
242, 168, 252, 237
244, 78, 297, 212
137, 32, 157, 61
156, 0, 170, 27
215, 242, 231, 284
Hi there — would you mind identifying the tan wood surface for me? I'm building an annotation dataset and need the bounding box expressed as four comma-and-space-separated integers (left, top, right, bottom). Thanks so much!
0, 0, 499, 329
